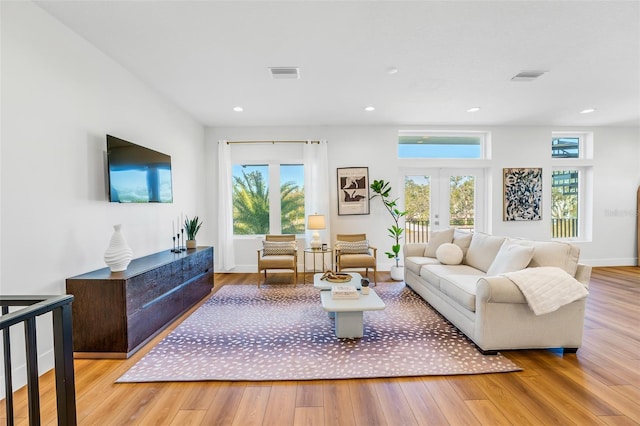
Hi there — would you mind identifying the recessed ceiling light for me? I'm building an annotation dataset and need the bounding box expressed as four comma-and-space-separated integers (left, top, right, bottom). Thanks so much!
580, 108, 596, 114
386, 67, 399, 75
233, 106, 244, 112
364, 106, 375, 112
467, 107, 481, 112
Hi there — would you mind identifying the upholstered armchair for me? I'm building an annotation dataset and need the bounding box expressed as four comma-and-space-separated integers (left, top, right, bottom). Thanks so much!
257, 235, 298, 287
334, 233, 377, 284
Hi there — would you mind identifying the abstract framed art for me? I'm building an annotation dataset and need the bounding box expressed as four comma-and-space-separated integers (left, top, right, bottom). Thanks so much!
503, 167, 542, 221
337, 167, 370, 215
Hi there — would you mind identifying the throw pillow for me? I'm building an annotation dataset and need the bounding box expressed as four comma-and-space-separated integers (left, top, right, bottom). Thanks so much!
262, 240, 297, 256
486, 241, 535, 276
423, 228, 455, 258
335, 240, 369, 254
435, 243, 464, 265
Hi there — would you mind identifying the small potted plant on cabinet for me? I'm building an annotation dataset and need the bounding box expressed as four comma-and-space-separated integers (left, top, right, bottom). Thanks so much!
184, 215, 203, 249
370, 179, 407, 281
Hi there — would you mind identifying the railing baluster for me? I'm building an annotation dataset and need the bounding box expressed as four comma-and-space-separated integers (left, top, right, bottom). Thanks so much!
24, 317, 41, 426
2, 306, 14, 426
52, 305, 77, 426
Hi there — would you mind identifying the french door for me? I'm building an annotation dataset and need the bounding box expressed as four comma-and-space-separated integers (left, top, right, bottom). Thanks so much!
403, 168, 485, 242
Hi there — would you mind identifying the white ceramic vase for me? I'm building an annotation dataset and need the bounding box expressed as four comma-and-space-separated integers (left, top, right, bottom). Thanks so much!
390, 265, 404, 281
104, 224, 133, 272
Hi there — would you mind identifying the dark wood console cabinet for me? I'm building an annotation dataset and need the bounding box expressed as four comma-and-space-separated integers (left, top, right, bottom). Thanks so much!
66, 246, 213, 358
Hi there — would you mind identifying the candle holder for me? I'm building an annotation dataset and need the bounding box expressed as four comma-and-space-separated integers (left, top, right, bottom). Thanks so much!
180, 229, 186, 251
171, 235, 180, 253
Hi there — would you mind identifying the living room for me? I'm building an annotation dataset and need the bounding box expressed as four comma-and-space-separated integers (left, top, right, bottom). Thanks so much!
1, 0, 639, 423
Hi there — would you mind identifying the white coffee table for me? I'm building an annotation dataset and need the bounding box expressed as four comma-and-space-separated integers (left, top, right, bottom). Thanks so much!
313, 272, 362, 291
320, 289, 386, 338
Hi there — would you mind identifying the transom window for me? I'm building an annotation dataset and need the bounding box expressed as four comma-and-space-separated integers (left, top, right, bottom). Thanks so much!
398, 131, 487, 159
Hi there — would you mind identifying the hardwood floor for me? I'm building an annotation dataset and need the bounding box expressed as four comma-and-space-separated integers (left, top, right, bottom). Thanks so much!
2, 267, 639, 425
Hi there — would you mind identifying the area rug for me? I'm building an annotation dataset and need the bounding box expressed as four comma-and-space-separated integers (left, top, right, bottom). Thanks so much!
117, 283, 520, 382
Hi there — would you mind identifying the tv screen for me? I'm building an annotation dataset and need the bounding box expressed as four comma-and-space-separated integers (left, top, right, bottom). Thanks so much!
107, 135, 173, 203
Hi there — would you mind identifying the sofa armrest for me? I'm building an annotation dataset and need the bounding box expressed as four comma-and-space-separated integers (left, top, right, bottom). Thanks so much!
476, 276, 527, 304
574, 263, 592, 287
403, 243, 427, 257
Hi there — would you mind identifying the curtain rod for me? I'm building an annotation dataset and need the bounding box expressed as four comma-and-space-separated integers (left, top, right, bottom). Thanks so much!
226, 140, 321, 145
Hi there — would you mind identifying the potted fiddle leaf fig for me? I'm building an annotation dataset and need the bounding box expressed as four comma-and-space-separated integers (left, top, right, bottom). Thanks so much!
370, 179, 407, 281
184, 215, 203, 249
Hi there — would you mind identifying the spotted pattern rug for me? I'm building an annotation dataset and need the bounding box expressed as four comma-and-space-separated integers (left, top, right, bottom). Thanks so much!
117, 283, 520, 382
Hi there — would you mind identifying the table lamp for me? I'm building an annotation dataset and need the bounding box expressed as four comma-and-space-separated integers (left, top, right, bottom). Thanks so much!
307, 214, 326, 249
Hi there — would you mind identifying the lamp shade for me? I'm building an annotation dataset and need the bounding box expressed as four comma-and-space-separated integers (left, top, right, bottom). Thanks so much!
307, 214, 326, 230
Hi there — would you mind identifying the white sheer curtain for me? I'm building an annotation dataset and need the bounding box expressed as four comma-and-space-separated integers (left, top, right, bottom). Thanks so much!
304, 140, 330, 246
217, 140, 235, 271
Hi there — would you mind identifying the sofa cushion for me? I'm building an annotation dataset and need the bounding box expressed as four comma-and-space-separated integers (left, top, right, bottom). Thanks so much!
465, 233, 506, 272
510, 239, 580, 276
486, 241, 535, 276
335, 240, 369, 254
405, 256, 441, 276
436, 243, 464, 265
420, 264, 485, 290
424, 228, 455, 257
440, 274, 485, 312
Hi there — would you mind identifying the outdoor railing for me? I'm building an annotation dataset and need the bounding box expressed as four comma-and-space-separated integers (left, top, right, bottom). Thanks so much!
1, 295, 76, 426
552, 218, 579, 238
405, 220, 430, 243
405, 220, 476, 244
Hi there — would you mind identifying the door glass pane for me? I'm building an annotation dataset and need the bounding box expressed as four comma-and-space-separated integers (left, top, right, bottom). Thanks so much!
449, 175, 475, 231
404, 175, 431, 243
232, 164, 269, 235
280, 164, 305, 234
552, 170, 579, 238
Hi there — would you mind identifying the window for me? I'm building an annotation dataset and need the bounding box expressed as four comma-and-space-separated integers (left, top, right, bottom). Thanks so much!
550, 132, 592, 240
398, 131, 487, 159
232, 164, 304, 235
551, 169, 579, 238
552, 137, 580, 158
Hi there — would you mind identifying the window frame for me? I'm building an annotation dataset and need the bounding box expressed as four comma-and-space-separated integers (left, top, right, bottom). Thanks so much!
231, 160, 305, 238
550, 131, 593, 242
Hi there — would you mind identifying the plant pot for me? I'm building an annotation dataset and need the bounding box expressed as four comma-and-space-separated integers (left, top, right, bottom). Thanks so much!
390, 265, 404, 281
186, 239, 197, 249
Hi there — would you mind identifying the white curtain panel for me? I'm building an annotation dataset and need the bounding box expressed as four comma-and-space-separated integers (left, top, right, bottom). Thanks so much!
217, 140, 235, 271
304, 140, 330, 246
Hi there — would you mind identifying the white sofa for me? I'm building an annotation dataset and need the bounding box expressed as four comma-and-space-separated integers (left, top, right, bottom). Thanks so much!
403, 229, 592, 354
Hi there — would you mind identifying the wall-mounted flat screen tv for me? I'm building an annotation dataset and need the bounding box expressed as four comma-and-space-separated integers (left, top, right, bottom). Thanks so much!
107, 135, 173, 203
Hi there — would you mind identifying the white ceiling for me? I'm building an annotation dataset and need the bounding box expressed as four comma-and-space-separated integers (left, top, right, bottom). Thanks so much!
36, 1, 640, 128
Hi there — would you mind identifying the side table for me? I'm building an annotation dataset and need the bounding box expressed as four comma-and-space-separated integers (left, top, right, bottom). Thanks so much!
303, 247, 333, 283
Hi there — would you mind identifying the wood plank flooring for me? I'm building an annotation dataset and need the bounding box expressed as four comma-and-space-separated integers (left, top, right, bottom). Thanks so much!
1, 266, 639, 425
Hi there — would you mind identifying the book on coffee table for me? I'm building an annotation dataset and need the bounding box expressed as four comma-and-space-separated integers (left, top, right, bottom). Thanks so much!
331, 285, 359, 299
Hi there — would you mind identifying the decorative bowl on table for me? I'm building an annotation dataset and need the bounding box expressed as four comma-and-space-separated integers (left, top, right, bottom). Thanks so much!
320, 271, 352, 283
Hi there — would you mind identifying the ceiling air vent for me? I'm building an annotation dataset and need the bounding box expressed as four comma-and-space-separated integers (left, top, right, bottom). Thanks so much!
511, 70, 548, 82
269, 67, 300, 79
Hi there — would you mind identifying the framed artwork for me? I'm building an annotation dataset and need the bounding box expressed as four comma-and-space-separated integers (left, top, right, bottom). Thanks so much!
337, 167, 370, 215
503, 168, 542, 221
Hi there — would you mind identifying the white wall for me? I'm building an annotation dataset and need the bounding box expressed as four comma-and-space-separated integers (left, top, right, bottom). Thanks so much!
1, 2, 206, 396
206, 125, 639, 271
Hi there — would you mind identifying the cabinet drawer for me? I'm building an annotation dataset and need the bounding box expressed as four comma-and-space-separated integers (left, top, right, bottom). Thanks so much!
126, 262, 182, 314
